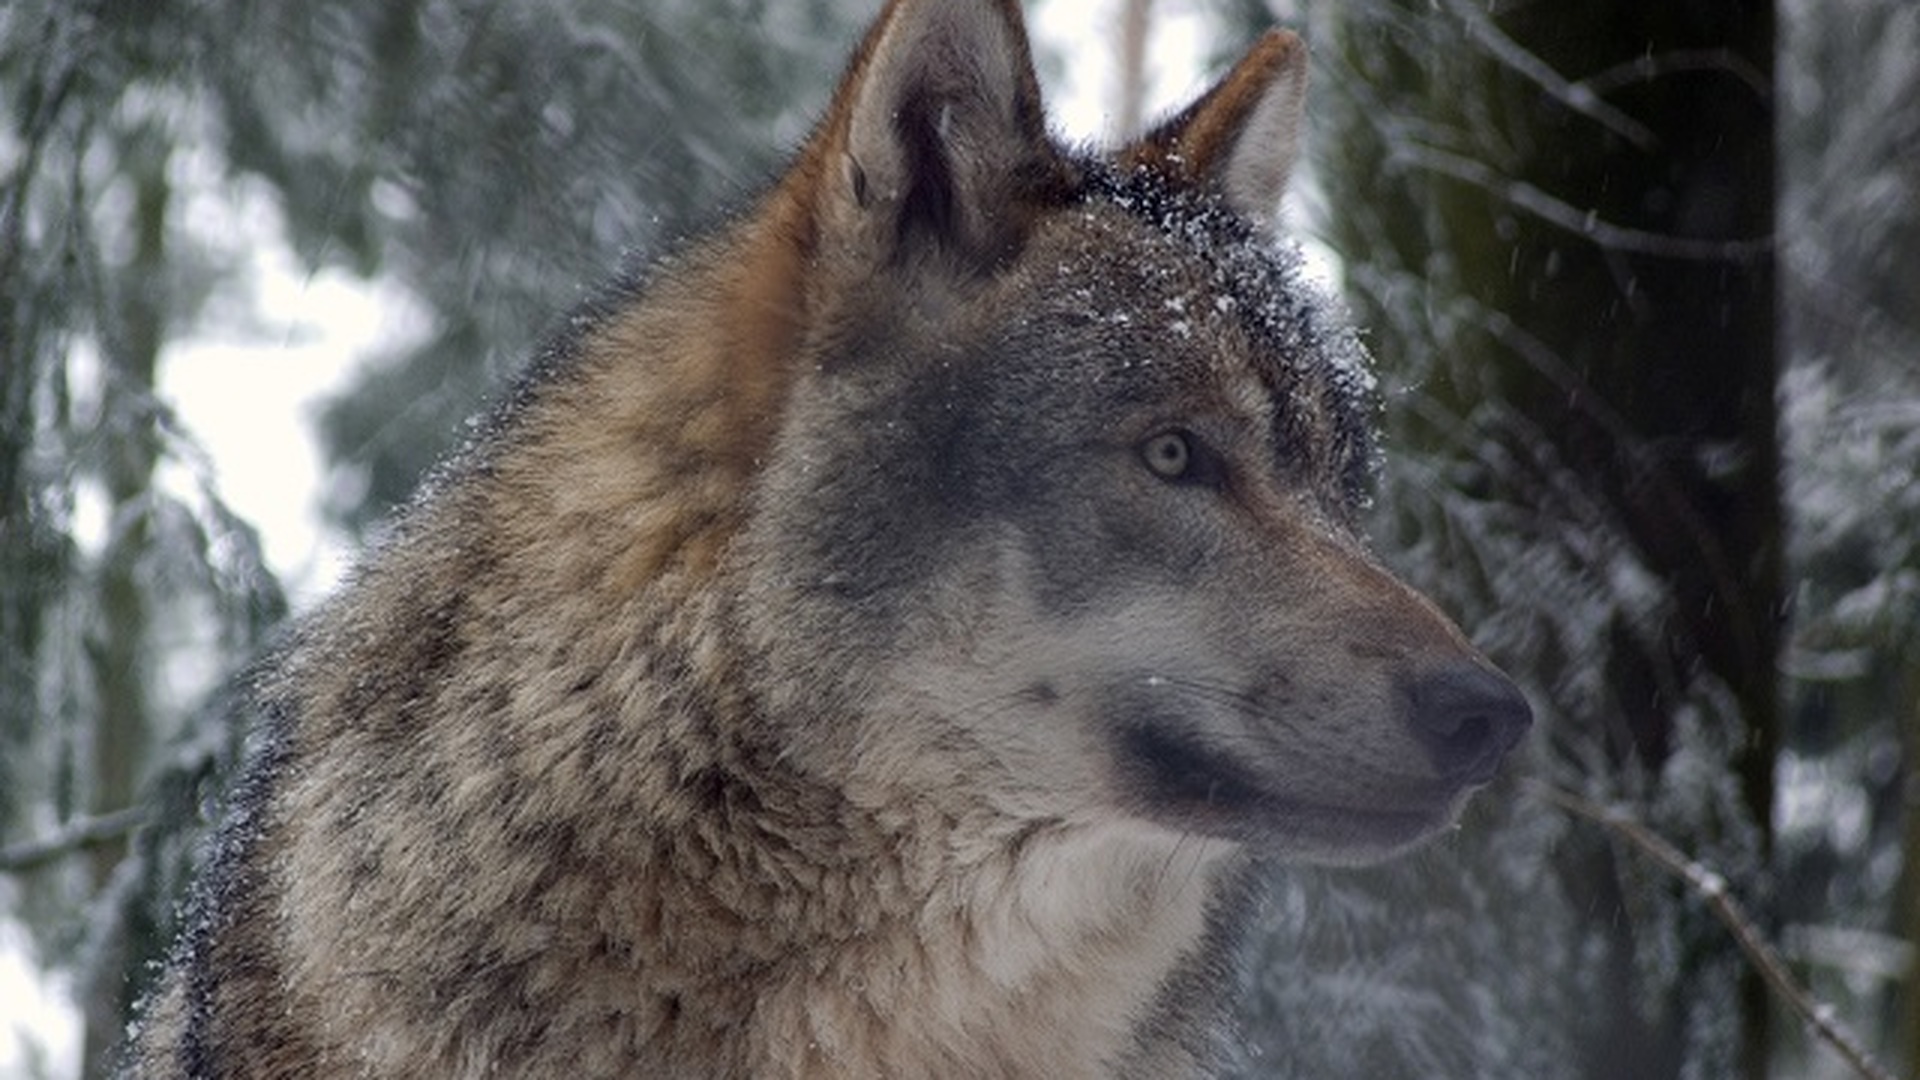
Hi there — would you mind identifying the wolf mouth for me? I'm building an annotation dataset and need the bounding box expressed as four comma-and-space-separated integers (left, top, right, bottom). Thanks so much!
1116, 719, 1469, 854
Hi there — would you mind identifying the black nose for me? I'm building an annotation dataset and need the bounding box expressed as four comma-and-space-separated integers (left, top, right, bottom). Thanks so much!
1404, 666, 1532, 784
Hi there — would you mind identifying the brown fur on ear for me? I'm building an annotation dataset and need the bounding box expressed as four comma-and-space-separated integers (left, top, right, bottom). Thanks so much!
1119, 30, 1310, 229
489, 0, 1069, 593
783, 0, 1065, 271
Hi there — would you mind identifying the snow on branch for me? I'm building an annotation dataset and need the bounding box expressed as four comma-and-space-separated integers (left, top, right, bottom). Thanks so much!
1527, 780, 1900, 1080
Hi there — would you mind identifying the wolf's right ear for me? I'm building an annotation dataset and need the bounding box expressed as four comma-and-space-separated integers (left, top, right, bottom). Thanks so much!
1119, 30, 1310, 232
798, 0, 1060, 272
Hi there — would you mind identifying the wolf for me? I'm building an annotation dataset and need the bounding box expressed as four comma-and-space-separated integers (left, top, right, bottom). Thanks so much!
124, 0, 1530, 1076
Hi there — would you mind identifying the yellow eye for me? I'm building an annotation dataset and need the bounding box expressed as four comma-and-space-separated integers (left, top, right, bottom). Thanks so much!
1140, 431, 1193, 480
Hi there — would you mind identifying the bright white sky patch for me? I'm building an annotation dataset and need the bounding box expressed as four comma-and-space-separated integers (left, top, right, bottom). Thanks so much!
1036, 0, 1213, 142
158, 174, 431, 610
0, 903, 80, 1079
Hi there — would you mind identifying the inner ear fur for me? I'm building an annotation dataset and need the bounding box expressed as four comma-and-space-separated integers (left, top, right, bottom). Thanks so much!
1119, 30, 1310, 230
801, 0, 1064, 271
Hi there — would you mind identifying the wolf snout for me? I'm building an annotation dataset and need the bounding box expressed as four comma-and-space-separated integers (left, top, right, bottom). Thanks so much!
1404, 667, 1532, 785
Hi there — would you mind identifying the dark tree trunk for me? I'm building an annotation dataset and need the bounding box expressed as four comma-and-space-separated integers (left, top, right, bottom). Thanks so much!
77, 130, 172, 1080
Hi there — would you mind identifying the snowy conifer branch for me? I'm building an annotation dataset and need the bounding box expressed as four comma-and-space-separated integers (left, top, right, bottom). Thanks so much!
1526, 780, 1899, 1080
0, 806, 150, 874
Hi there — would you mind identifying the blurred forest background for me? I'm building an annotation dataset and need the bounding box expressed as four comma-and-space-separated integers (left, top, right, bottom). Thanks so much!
2, 0, 1915, 1077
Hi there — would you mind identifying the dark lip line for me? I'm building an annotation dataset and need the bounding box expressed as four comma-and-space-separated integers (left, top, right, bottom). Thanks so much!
1244, 790, 1456, 830
1138, 780, 1466, 848
1216, 764, 1482, 822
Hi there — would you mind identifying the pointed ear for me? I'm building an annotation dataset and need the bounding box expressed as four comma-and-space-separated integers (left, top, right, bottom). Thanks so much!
802, 0, 1058, 270
1119, 30, 1310, 230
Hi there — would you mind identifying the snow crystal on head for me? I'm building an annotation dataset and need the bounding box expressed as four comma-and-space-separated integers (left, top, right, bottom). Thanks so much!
1082, 162, 1382, 510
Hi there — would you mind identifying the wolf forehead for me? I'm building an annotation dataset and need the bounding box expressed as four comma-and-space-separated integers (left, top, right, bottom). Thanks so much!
1034, 160, 1382, 511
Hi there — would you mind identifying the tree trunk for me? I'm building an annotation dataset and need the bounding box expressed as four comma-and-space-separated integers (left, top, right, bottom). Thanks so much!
0, 9, 71, 851
78, 132, 171, 1080
1114, 0, 1153, 140
1900, 665, 1920, 1074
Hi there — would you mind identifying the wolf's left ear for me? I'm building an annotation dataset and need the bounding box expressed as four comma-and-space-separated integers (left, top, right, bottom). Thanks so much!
1120, 30, 1310, 231
806, 0, 1059, 270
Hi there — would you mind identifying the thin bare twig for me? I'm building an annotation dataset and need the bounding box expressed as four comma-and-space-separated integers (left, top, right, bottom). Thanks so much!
1527, 779, 1900, 1080
0, 806, 150, 874
1392, 142, 1775, 263
1576, 48, 1770, 101
1443, 0, 1657, 151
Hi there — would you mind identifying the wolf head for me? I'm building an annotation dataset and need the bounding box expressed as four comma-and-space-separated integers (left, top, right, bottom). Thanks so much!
513, 0, 1529, 866
708, 0, 1533, 864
